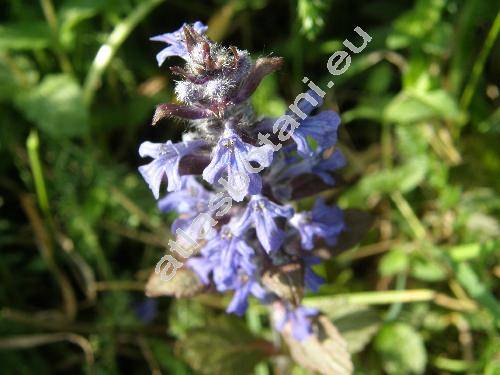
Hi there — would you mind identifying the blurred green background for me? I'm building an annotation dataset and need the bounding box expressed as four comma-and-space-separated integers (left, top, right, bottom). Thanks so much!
0, 0, 499, 374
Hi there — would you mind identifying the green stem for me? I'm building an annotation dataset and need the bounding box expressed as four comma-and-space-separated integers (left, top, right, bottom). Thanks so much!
83, 0, 165, 106
432, 357, 475, 373
381, 121, 392, 169
460, 11, 500, 111
304, 289, 436, 308
39, 0, 73, 74
39, 0, 58, 34
391, 191, 426, 240
26, 131, 51, 218
385, 273, 407, 321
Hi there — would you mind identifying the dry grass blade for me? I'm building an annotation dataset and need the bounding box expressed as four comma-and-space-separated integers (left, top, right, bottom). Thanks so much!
65, 250, 97, 302
19, 193, 77, 320
0, 333, 94, 365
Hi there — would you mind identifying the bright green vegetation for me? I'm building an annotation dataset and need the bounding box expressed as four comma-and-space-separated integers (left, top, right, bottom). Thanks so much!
0, 0, 498, 373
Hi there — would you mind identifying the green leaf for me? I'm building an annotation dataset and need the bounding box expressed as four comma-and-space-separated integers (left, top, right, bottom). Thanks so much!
395, 125, 429, 160
448, 1, 496, 93
0, 55, 39, 101
331, 305, 381, 354
0, 22, 51, 50
283, 315, 353, 375
423, 22, 452, 56
448, 242, 498, 262
478, 107, 500, 134
342, 97, 391, 124
15, 74, 89, 138
384, 90, 464, 124
251, 74, 287, 117
384, 92, 432, 123
374, 322, 427, 375
386, 0, 446, 49
454, 262, 500, 324
177, 316, 272, 375
365, 63, 394, 94
379, 249, 409, 277
341, 158, 428, 206
485, 360, 500, 375
410, 255, 447, 282
59, 0, 104, 49
297, 0, 331, 40
483, 337, 500, 375
413, 90, 464, 122
168, 300, 213, 339
148, 338, 192, 374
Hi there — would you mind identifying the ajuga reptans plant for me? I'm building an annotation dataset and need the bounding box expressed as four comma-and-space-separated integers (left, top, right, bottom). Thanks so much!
139, 22, 353, 371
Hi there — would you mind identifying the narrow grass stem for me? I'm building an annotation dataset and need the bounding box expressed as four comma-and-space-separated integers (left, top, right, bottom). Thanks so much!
460, 11, 500, 112
381, 121, 393, 169
432, 357, 475, 373
94, 281, 145, 292
304, 289, 436, 307
26, 131, 51, 219
391, 191, 426, 240
39, 0, 73, 74
385, 273, 407, 321
83, 0, 165, 106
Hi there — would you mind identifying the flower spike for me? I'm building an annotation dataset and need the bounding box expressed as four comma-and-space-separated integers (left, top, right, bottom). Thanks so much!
140, 21, 357, 355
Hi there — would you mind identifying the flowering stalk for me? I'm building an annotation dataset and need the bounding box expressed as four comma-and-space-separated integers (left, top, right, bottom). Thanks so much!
139, 22, 347, 345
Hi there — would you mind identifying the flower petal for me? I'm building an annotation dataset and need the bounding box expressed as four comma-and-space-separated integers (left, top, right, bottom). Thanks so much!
138, 141, 204, 199
226, 282, 252, 316
150, 21, 208, 65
